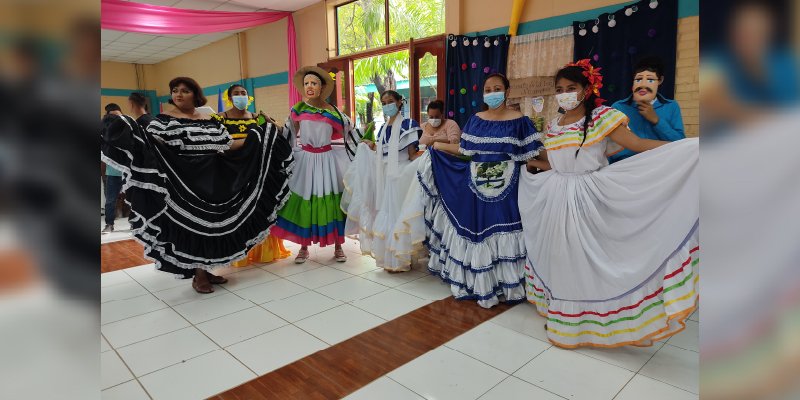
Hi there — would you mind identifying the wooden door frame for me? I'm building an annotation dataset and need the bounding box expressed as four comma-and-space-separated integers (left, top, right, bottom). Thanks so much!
409, 35, 445, 122
321, 34, 446, 123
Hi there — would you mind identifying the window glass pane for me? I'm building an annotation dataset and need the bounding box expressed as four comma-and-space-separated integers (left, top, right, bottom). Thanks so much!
353, 50, 410, 130
336, 0, 387, 56
417, 52, 438, 123
388, 0, 445, 44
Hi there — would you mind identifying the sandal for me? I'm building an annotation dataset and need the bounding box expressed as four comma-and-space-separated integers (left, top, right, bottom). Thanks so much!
207, 272, 228, 285
334, 247, 347, 262
295, 248, 310, 264
192, 277, 214, 294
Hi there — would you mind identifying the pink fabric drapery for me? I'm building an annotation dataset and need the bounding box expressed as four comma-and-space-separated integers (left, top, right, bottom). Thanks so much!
101, 0, 300, 105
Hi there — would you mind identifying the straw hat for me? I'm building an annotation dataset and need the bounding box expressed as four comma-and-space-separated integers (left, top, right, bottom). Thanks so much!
293, 66, 335, 100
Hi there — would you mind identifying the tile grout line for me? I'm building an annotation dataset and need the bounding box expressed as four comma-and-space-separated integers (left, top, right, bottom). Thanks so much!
386, 375, 429, 399
103, 337, 155, 400
345, 303, 527, 400
441, 341, 569, 400
132, 297, 255, 382
480, 310, 618, 399
632, 342, 700, 395
611, 374, 638, 400
111, 280, 259, 384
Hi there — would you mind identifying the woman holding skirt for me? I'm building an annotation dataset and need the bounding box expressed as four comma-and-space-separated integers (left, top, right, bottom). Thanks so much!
341, 90, 423, 271
101, 76, 293, 293
519, 60, 698, 348
218, 83, 292, 266
271, 66, 361, 264
419, 73, 543, 308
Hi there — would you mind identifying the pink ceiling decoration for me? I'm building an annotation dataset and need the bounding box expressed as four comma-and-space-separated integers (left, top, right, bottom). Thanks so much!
101, 0, 300, 104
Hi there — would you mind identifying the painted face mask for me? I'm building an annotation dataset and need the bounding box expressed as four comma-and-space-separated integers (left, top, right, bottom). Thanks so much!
232, 95, 249, 110
555, 91, 584, 111
483, 91, 505, 109
382, 102, 399, 117
632, 72, 660, 102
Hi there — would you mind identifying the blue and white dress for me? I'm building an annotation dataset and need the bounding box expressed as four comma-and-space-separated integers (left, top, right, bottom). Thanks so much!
419, 115, 542, 308
342, 117, 422, 270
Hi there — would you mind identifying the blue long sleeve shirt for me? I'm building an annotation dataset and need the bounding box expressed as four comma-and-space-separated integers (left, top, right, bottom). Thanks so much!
609, 93, 685, 163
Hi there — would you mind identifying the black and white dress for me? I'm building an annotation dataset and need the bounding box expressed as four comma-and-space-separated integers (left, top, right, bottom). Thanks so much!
101, 113, 293, 277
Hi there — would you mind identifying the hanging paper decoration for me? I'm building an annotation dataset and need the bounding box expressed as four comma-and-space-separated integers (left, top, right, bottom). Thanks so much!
532, 96, 545, 113
573, 0, 677, 103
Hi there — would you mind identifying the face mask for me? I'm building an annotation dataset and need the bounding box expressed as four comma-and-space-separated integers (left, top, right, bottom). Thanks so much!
232, 95, 249, 110
382, 103, 399, 117
555, 91, 584, 111
483, 91, 505, 109
429, 118, 442, 128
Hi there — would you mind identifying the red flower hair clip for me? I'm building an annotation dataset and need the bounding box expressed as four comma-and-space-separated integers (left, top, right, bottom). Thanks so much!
565, 59, 606, 108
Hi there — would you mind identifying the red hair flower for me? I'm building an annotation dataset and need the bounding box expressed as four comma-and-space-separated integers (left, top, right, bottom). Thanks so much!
565, 59, 606, 106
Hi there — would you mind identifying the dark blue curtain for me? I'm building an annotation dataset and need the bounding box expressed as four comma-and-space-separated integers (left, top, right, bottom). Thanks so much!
573, 0, 678, 103
445, 34, 510, 128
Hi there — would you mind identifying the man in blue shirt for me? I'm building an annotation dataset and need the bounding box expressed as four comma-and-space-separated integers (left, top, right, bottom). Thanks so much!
610, 56, 685, 163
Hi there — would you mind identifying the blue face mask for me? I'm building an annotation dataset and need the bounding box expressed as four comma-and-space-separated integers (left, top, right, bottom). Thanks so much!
483, 91, 506, 109
232, 95, 249, 110
382, 102, 399, 117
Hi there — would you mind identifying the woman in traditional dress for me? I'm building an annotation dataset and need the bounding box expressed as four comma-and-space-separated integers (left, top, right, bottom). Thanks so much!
218, 84, 292, 266
271, 66, 360, 264
519, 60, 698, 348
341, 90, 422, 271
100, 77, 293, 293
418, 73, 543, 308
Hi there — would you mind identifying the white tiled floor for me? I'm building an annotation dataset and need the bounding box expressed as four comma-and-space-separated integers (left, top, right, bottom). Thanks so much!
100, 241, 441, 399
101, 242, 697, 400
363, 302, 699, 400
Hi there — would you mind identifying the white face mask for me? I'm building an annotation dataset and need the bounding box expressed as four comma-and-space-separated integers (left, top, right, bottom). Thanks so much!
555, 91, 584, 111
428, 118, 442, 128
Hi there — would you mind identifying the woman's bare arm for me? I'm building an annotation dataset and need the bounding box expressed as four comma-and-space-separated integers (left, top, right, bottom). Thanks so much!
608, 125, 666, 153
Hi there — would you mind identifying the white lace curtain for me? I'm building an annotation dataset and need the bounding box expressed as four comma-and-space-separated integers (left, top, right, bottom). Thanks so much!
507, 26, 574, 124
508, 26, 574, 79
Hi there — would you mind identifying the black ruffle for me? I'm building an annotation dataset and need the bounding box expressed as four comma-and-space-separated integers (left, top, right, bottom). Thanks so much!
102, 115, 293, 276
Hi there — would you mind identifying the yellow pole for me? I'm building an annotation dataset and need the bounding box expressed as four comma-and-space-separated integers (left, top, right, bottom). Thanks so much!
508, 0, 527, 36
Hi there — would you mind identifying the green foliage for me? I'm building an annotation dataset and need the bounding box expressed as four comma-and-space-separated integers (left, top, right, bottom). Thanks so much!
337, 0, 444, 56
337, 0, 444, 126
336, 0, 385, 55
388, 0, 445, 45
362, 121, 376, 141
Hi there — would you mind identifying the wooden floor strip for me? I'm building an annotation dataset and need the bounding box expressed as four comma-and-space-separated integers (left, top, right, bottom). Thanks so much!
210, 298, 512, 399
101, 239, 149, 272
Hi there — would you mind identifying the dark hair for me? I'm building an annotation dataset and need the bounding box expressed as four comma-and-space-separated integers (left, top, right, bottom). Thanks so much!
427, 100, 445, 113
555, 65, 598, 157
227, 84, 246, 98
128, 92, 148, 109
104, 103, 121, 114
633, 56, 665, 79
303, 71, 326, 86
381, 90, 402, 102
168, 77, 207, 107
484, 73, 510, 90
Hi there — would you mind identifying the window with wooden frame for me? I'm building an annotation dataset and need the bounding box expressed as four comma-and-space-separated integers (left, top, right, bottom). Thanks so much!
324, 0, 445, 129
